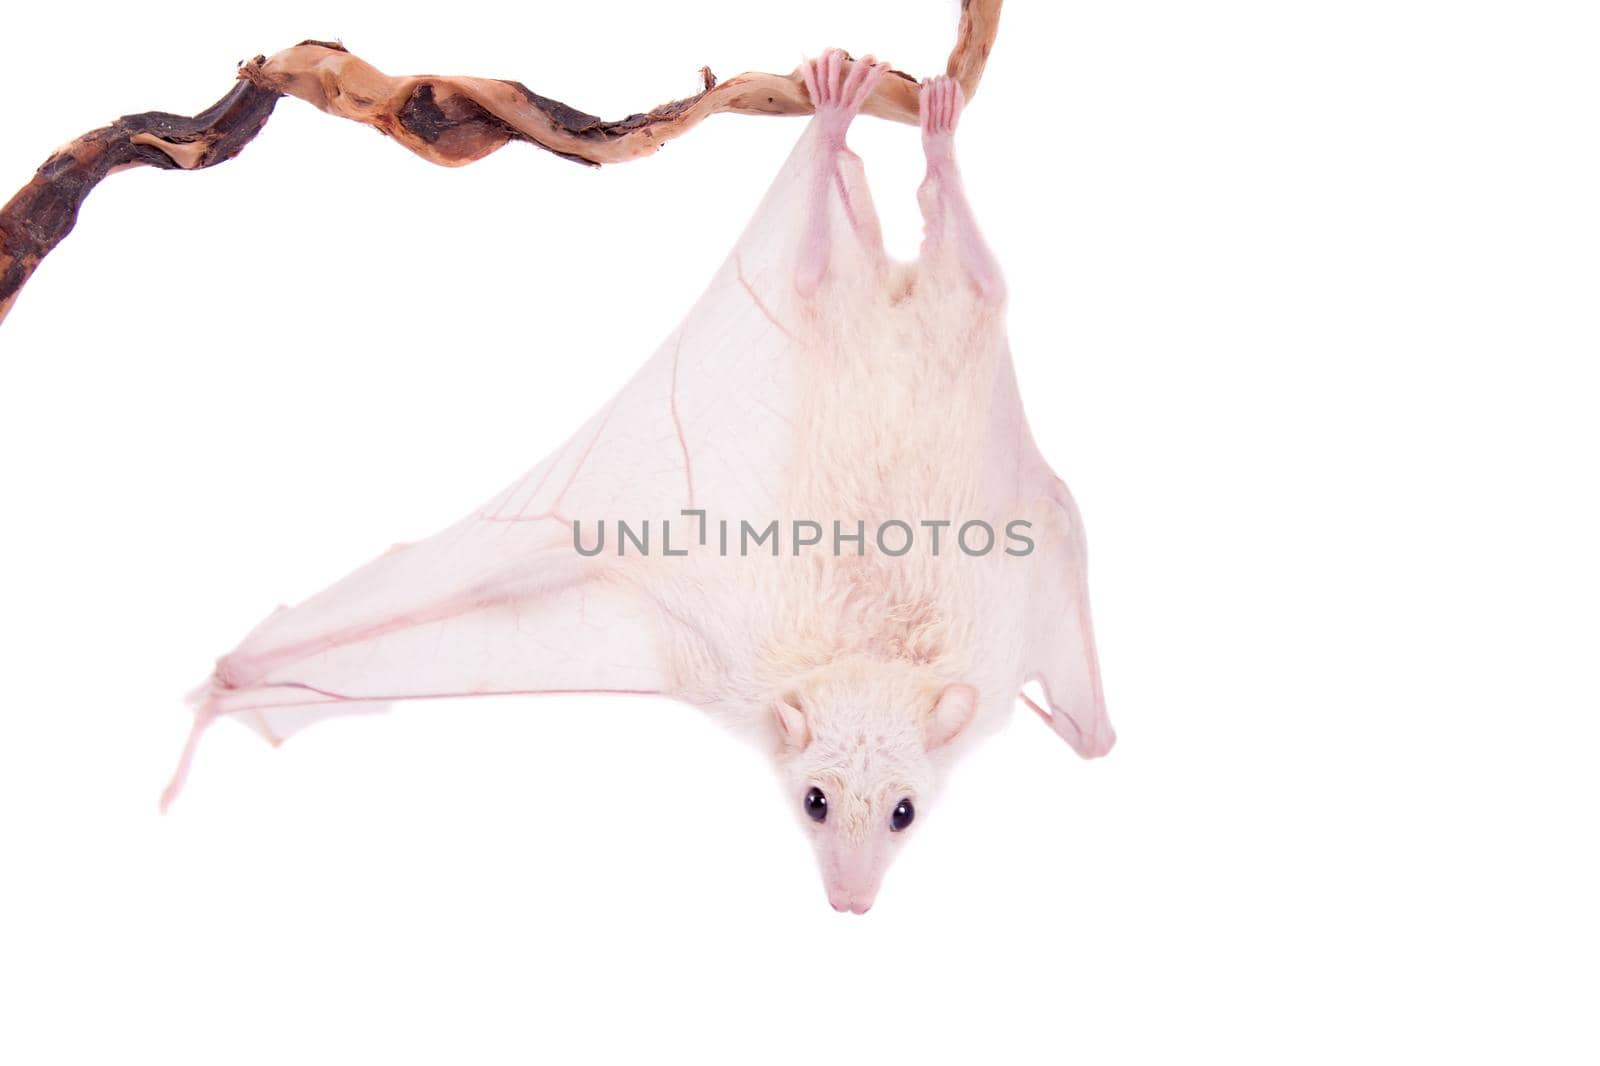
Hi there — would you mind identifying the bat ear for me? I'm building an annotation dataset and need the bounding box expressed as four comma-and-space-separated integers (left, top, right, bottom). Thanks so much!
773, 692, 810, 750
925, 683, 978, 750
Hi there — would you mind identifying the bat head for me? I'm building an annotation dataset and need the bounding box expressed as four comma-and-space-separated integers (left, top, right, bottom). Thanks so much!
771, 660, 978, 913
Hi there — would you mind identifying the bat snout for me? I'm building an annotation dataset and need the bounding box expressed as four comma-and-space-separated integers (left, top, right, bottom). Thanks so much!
822, 847, 885, 915
827, 889, 875, 915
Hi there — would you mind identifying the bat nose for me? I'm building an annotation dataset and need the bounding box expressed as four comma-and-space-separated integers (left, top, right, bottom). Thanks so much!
827, 888, 877, 914
824, 843, 885, 914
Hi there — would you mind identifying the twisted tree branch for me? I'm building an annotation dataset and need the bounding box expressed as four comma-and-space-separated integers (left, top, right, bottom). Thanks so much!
0, 0, 1002, 327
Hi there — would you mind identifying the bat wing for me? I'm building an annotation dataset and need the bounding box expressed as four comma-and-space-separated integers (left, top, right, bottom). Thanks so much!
164, 119, 846, 807
977, 353, 1114, 761
1014, 468, 1114, 760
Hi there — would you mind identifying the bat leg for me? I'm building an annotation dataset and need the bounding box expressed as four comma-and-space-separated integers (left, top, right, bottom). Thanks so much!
917, 76, 1005, 303
796, 49, 887, 297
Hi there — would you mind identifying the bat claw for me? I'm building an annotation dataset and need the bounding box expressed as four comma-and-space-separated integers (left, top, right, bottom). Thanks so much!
919, 75, 964, 158
804, 49, 886, 144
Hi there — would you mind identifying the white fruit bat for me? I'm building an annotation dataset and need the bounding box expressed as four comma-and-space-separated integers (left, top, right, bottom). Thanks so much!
163, 51, 1114, 913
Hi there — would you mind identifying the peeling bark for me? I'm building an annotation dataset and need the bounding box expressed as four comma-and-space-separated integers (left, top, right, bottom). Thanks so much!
0, 77, 281, 326
0, 0, 1003, 327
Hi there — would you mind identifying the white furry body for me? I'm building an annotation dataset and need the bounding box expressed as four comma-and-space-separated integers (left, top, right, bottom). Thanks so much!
655, 248, 1018, 746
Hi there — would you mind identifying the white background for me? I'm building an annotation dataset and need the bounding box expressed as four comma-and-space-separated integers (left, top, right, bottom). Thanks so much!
1, 1, 1596, 1062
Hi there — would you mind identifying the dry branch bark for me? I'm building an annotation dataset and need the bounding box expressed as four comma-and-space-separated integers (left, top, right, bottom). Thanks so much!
0, 80, 281, 326
0, 0, 1002, 327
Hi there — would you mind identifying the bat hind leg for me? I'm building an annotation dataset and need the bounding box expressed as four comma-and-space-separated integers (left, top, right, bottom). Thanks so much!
796, 49, 887, 297
917, 76, 1004, 302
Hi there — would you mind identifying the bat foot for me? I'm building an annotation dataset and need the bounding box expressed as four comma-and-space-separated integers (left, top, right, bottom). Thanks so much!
802, 49, 885, 145
919, 75, 965, 165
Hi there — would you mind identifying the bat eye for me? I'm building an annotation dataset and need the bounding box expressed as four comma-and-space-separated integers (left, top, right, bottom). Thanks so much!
890, 798, 915, 832
804, 786, 828, 823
